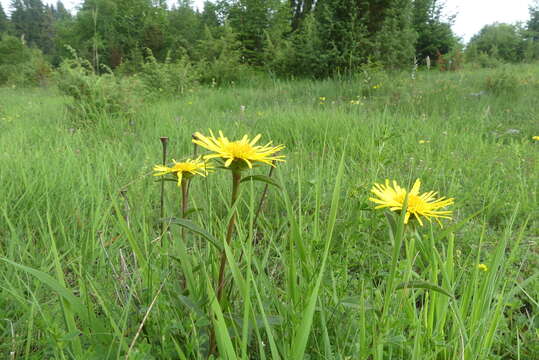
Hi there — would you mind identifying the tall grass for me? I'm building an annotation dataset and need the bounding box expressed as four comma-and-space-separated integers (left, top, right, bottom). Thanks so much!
0, 64, 538, 359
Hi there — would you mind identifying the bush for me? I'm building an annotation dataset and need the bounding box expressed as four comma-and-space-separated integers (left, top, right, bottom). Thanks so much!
195, 25, 249, 86
56, 47, 142, 125
137, 49, 198, 97
484, 68, 520, 95
0, 34, 52, 86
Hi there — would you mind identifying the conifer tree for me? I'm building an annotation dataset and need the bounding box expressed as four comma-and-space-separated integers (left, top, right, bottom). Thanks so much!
10, 0, 55, 54
528, 1, 539, 40
0, 3, 9, 34
412, 0, 455, 63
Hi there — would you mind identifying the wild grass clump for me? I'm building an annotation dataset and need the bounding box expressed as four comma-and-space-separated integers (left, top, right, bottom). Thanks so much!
484, 67, 520, 95
56, 48, 142, 126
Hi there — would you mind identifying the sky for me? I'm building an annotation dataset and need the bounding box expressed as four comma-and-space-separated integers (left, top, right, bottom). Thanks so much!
1, 0, 535, 42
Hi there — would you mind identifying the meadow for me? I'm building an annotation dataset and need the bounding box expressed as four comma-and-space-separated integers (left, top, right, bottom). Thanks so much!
0, 64, 538, 359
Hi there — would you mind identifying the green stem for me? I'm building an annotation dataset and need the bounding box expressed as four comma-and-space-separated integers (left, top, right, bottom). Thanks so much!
181, 179, 189, 218
159, 137, 168, 238
209, 170, 242, 357
216, 170, 242, 301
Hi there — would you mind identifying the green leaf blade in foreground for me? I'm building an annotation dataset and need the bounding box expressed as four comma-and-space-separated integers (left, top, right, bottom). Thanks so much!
163, 217, 222, 250
290, 150, 345, 360
240, 174, 281, 189
396, 280, 454, 298
1, 258, 84, 311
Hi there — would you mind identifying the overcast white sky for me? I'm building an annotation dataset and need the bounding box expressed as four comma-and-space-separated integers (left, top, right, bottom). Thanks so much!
1, 0, 536, 42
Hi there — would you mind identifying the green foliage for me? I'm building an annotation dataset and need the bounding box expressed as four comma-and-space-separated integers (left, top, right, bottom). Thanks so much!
484, 67, 520, 95
412, 0, 457, 63
0, 3, 9, 33
196, 25, 249, 85
9, 0, 56, 55
466, 23, 527, 63
0, 34, 52, 86
369, 0, 417, 69
137, 49, 198, 97
56, 47, 141, 125
527, 0, 539, 40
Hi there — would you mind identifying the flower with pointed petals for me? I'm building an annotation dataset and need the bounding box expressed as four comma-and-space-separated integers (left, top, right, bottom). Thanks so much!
192, 130, 285, 170
153, 157, 212, 186
369, 179, 454, 226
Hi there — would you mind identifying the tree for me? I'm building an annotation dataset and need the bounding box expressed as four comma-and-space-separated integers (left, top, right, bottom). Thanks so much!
10, 0, 55, 54
228, 0, 286, 65
53, 1, 71, 21
467, 23, 526, 63
527, 1, 539, 40
368, 0, 417, 68
412, 0, 456, 63
67, 0, 170, 68
0, 3, 9, 34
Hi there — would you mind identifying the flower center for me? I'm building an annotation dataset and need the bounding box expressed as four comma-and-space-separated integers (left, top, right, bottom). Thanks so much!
225, 142, 253, 158
396, 193, 423, 210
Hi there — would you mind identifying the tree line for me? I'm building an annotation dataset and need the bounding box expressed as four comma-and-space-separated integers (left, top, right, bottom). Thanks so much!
1, 0, 539, 79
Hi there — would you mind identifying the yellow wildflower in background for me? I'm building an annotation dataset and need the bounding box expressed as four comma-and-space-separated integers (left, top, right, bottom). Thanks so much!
319, 97, 326, 101
153, 157, 212, 186
369, 179, 454, 226
418, 140, 430, 144
193, 130, 285, 169
533, 136, 539, 141
477, 264, 488, 272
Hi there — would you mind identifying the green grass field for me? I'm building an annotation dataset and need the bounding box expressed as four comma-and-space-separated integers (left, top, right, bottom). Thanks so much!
1, 64, 538, 359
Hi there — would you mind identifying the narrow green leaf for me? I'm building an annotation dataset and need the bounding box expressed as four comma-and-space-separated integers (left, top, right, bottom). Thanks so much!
291, 149, 346, 360
396, 280, 454, 298
0, 258, 83, 311
241, 175, 281, 189
163, 217, 222, 250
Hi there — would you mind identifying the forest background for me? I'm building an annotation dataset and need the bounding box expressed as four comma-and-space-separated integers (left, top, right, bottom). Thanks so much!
2, 0, 539, 86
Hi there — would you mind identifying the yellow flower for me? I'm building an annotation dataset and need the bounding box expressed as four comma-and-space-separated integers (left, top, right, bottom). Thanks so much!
153, 157, 212, 186
193, 131, 285, 170
369, 179, 454, 226
532, 136, 539, 141
418, 140, 430, 144
319, 97, 326, 101
477, 263, 488, 272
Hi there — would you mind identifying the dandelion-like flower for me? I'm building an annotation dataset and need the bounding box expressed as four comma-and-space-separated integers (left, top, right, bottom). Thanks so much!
153, 157, 212, 186
533, 136, 539, 141
477, 263, 488, 272
192, 130, 285, 170
369, 179, 454, 226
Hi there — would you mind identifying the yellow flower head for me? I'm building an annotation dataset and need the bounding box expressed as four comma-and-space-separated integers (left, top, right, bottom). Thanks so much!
369, 179, 454, 226
533, 136, 539, 141
418, 140, 430, 144
319, 97, 326, 101
192, 130, 285, 170
153, 157, 212, 186
477, 263, 488, 272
